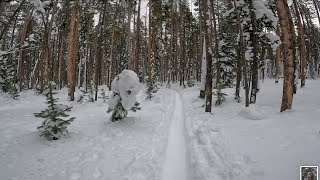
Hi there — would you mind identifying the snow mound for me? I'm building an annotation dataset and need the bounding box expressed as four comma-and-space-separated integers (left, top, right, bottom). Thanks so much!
239, 106, 265, 120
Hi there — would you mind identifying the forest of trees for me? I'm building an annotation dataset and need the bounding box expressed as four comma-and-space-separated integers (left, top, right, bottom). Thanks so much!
1, 0, 320, 112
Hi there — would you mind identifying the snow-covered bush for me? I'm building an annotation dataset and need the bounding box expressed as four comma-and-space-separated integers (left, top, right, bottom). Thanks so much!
146, 81, 157, 100
0, 54, 19, 99
78, 81, 95, 103
99, 88, 108, 102
107, 70, 141, 122
34, 82, 75, 140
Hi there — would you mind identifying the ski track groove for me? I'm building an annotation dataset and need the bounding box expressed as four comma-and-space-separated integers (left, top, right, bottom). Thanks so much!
161, 91, 189, 180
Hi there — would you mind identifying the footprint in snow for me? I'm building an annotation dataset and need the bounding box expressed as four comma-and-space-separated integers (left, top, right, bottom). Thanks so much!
68, 152, 83, 162
70, 172, 82, 180
93, 168, 102, 178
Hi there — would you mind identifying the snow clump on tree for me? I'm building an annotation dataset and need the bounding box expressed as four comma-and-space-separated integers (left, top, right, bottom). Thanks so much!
107, 70, 141, 122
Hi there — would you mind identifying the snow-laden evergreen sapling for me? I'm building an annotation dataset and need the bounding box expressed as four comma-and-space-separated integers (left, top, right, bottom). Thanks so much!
214, 85, 227, 106
107, 70, 141, 122
0, 54, 19, 99
99, 88, 108, 102
78, 80, 94, 103
146, 81, 157, 100
34, 82, 75, 140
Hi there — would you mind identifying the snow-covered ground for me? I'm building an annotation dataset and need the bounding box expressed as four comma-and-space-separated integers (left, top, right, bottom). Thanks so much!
0, 87, 175, 180
181, 79, 320, 180
1, 79, 320, 180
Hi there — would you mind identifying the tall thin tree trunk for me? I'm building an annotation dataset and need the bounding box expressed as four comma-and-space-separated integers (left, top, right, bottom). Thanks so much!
235, 0, 249, 107
293, 0, 307, 87
95, 2, 107, 101
198, 0, 203, 83
59, 31, 66, 89
109, 1, 119, 86
133, 0, 141, 74
248, 0, 259, 104
276, 0, 296, 112
127, 1, 132, 69
275, 27, 281, 83
202, 0, 213, 112
147, 1, 154, 85
40, 23, 49, 91
18, 10, 33, 91
67, 0, 80, 101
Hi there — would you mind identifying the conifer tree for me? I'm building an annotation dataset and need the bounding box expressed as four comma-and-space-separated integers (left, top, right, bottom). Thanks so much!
34, 82, 75, 140
107, 70, 141, 122
0, 54, 19, 99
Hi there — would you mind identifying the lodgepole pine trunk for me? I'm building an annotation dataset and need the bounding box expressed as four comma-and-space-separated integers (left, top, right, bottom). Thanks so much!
276, 0, 296, 112
293, 0, 307, 87
67, 0, 80, 101
127, 0, 132, 70
133, 0, 141, 74
18, 9, 33, 91
275, 27, 281, 83
248, 0, 259, 104
201, 0, 213, 112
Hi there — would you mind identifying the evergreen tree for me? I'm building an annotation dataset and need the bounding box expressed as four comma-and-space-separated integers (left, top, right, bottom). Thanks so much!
78, 80, 94, 103
99, 88, 108, 102
107, 70, 141, 122
34, 82, 75, 140
0, 54, 19, 99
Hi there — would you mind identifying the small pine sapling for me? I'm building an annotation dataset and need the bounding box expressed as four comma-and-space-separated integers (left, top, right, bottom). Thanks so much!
34, 82, 75, 140
78, 80, 94, 103
187, 78, 195, 87
99, 88, 108, 102
146, 81, 157, 100
214, 84, 227, 106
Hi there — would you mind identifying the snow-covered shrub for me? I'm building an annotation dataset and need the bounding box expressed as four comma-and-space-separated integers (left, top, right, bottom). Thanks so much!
34, 82, 75, 140
77, 80, 94, 103
99, 88, 108, 102
107, 70, 141, 122
214, 87, 227, 106
0, 54, 19, 99
146, 82, 157, 100
187, 79, 195, 87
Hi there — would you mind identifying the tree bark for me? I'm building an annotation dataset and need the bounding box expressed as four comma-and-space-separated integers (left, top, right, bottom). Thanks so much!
235, 0, 249, 107
293, 0, 307, 87
67, 0, 80, 101
18, 9, 33, 91
127, 0, 133, 69
133, 0, 141, 74
276, 0, 296, 112
95, 2, 107, 101
248, 0, 259, 104
147, 1, 156, 85
201, 0, 213, 112
275, 27, 281, 83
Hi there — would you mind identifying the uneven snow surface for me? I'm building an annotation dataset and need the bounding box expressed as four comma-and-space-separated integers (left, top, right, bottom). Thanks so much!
1, 79, 320, 180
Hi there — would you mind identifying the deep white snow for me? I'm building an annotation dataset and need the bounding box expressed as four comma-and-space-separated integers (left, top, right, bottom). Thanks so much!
0, 79, 320, 180
161, 92, 188, 180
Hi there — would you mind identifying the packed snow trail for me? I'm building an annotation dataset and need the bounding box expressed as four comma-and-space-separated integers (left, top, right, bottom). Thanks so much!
161, 92, 189, 180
